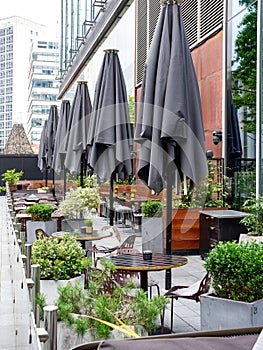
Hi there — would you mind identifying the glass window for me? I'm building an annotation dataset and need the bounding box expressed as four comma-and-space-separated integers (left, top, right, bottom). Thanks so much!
31, 131, 41, 141
6, 35, 13, 43
6, 78, 12, 86
31, 118, 42, 127
6, 27, 13, 35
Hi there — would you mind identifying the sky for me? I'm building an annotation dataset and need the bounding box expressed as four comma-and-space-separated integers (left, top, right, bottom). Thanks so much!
0, 0, 60, 38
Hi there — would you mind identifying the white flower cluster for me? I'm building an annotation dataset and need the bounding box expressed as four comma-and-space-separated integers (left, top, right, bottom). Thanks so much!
59, 187, 100, 219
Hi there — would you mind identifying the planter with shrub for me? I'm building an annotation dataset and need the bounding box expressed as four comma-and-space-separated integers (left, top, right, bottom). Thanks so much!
1, 168, 23, 191
25, 203, 56, 244
59, 186, 100, 232
201, 240, 263, 330
141, 200, 164, 253
239, 197, 263, 243
52, 260, 167, 347
32, 233, 89, 305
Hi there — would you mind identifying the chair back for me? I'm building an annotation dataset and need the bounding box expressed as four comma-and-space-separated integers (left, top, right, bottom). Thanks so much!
117, 235, 136, 252
35, 228, 49, 240
193, 272, 211, 301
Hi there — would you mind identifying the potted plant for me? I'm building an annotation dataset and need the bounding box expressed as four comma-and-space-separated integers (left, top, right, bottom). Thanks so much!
25, 203, 57, 244
141, 200, 164, 253
114, 185, 118, 194
37, 186, 49, 193
85, 219, 93, 234
239, 197, 263, 243
0, 186, 6, 196
130, 188, 136, 198
1, 168, 23, 191
200, 240, 263, 330
53, 260, 167, 347
59, 186, 100, 232
31, 233, 90, 305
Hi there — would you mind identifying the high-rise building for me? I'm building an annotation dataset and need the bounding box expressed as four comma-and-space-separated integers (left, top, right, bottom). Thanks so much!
27, 39, 60, 145
0, 16, 46, 153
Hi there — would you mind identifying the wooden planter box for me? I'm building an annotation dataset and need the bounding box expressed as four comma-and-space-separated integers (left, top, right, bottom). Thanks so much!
163, 208, 227, 255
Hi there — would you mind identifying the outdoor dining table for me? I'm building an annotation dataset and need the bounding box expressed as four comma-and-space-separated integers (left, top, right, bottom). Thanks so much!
105, 253, 188, 293
52, 230, 113, 253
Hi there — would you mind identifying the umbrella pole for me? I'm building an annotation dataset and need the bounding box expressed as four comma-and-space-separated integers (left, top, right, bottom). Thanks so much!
80, 153, 84, 188
63, 167, 66, 200
52, 169, 55, 197
45, 167, 48, 187
165, 162, 174, 290
109, 174, 114, 226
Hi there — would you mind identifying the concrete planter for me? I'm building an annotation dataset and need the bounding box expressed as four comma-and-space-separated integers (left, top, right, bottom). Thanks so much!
26, 220, 57, 244
239, 233, 263, 244
56, 323, 147, 350
62, 219, 85, 232
200, 293, 263, 330
57, 322, 94, 350
142, 217, 164, 254
40, 275, 84, 306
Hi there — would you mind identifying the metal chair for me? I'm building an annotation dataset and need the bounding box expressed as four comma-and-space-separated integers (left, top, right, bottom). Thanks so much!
35, 228, 49, 240
111, 248, 160, 298
164, 272, 210, 333
92, 234, 136, 266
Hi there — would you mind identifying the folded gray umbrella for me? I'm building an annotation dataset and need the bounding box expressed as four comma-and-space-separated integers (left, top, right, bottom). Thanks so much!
135, 1, 208, 194
38, 120, 48, 173
134, 1, 208, 289
87, 49, 133, 226
52, 100, 71, 175
45, 105, 59, 169
64, 81, 92, 177
87, 49, 133, 181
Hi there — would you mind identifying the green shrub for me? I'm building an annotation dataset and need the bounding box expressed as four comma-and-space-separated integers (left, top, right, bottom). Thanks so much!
204, 241, 263, 302
240, 197, 263, 236
26, 203, 54, 221
56, 260, 168, 339
31, 233, 90, 280
1, 168, 23, 184
141, 200, 163, 217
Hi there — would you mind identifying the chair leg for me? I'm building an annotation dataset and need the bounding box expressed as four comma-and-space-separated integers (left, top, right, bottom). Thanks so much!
170, 298, 174, 333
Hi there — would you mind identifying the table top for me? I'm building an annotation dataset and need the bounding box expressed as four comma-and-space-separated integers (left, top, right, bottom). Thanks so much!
106, 253, 188, 272
52, 230, 112, 242
200, 209, 248, 218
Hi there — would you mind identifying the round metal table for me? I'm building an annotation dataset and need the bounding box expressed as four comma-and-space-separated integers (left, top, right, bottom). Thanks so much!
106, 253, 188, 292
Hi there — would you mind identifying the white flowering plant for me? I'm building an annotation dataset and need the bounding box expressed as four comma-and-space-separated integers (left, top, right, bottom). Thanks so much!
59, 187, 100, 219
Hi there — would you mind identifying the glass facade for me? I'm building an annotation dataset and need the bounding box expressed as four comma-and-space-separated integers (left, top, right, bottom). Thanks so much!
226, 0, 258, 206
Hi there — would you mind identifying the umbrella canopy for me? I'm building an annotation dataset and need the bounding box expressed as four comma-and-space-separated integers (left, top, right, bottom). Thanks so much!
87, 49, 133, 181
45, 105, 59, 169
135, 0, 208, 289
38, 120, 48, 172
135, 0, 208, 194
52, 100, 71, 175
87, 49, 133, 225
64, 81, 92, 177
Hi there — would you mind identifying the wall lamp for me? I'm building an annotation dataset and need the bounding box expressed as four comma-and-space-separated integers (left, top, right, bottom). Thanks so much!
212, 130, 222, 145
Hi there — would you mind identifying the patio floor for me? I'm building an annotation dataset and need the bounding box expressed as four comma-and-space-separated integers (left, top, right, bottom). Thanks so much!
0, 196, 206, 349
